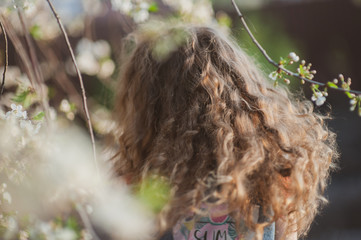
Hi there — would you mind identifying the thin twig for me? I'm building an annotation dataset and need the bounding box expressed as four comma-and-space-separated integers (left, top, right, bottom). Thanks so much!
17, 9, 50, 120
230, 0, 361, 95
45, 0, 98, 175
76, 204, 101, 240
0, 15, 36, 88
0, 20, 8, 98
17, 10, 43, 86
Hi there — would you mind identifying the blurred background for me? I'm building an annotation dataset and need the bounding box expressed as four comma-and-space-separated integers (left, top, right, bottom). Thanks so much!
0, 0, 360, 239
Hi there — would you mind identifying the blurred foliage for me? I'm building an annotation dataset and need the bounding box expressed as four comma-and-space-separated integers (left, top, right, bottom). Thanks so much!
135, 175, 171, 213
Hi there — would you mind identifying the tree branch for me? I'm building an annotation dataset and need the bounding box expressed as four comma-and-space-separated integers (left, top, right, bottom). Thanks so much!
76, 203, 101, 240
0, 15, 36, 89
45, 0, 98, 175
0, 19, 8, 98
17, 9, 50, 119
230, 0, 361, 96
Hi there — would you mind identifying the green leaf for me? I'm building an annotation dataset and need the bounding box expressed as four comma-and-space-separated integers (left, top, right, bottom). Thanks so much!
327, 82, 338, 89
32, 112, 44, 121
12, 89, 36, 108
298, 65, 304, 75
69, 103, 77, 112
345, 91, 353, 99
30, 24, 42, 40
136, 175, 170, 213
23, 94, 34, 108
148, 2, 158, 12
217, 13, 232, 28
12, 90, 30, 103
312, 84, 319, 89
66, 216, 80, 232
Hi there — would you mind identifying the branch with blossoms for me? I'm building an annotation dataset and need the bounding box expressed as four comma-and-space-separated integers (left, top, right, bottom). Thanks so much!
230, 0, 361, 116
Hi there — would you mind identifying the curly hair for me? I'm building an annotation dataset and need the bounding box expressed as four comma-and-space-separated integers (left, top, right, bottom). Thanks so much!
113, 23, 338, 239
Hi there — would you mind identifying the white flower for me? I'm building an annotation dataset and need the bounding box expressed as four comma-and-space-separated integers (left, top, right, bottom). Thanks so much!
111, 0, 133, 13
311, 92, 326, 106
268, 71, 278, 81
3, 191, 12, 204
22, 111, 27, 119
350, 99, 357, 105
19, 230, 29, 240
11, 103, 17, 111
60, 99, 71, 112
4, 111, 11, 119
139, 2, 150, 10
75, 39, 112, 75
92, 40, 111, 59
98, 59, 115, 79
39, 222, 52, 235
76, 51, 100, 76
34, 123, 42, 134
6, 217, 17, 231
8, 104, 28, 120
54, 228, 76, 240
133, 9, 149, 23
288, 52, 299, 62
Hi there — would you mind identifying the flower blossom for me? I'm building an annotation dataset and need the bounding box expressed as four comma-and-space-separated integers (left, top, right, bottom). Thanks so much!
288, 52, 300, 62
3, 104, 42, 135
268, 71, 278, 81
7, 104, 28, 119
311, 92, 326, 106
350, 98, 357, 111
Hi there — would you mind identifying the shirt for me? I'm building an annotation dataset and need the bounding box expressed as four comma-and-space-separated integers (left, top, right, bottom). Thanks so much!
172, 204, 275, 240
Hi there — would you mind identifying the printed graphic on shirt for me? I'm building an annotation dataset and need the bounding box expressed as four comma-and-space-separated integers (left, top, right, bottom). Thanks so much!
173, 214, 255, 240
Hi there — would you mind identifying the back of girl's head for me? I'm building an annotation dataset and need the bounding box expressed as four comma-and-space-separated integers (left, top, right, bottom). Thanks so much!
114, 23, 337, 238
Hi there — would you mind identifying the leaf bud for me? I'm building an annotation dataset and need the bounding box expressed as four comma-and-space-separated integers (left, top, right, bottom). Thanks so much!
339, 74, 344, 81
347, 77, 352, 86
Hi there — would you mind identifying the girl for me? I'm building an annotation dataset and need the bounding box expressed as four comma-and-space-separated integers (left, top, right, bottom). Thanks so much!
113, 23, 337, 240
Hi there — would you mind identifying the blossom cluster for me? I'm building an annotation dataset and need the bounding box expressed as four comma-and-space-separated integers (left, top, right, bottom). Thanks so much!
73, 38, 115, 79
2, 104, 41, 134
311, 89, 327, 106
268, 52, 301, 86
111, 0, 214, 24
111, 0, 153, 23
0, 104, 155, 239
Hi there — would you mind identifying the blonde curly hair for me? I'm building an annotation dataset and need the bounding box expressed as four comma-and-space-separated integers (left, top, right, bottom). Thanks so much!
113, 23, 338, 239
